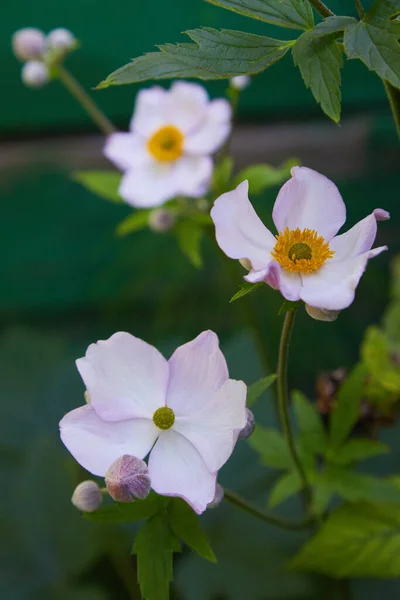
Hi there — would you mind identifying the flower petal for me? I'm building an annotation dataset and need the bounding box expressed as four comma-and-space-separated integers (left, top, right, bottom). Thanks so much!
300, 247, 388, 310
60, 405, 158, 476
173, 379, 246, 472
184, 99, 232, 154
148, 430, 216, 514
103, 132, 149, 172
244, 261, 302, 300
167, 331, 228, 417
130, 86, 169, 137
119, 163, 179, 208
173, 155, 213, 197
273, 167, 346, 241
211, 181, 276, 270
330, 208, 390, 261
76, 332, 169, 422
165, 81, 209, 133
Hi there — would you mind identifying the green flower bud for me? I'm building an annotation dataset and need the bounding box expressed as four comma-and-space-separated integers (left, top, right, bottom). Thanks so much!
105, 455, 151, 502
71, 480, 102, 512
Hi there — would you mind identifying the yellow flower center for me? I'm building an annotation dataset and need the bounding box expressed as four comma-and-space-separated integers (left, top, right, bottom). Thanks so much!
271, 228, 334, 274
153, 406, 175, 430
147, 125, 184, 162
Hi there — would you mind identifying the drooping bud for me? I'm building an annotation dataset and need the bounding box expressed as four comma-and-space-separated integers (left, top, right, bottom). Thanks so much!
12, 28, 45, 61
238, 408, 255, 441
46, 28, 76, 52
71, 480, 102, 512
305, 304, 340, 322
239, 258, 252, 271
230, 75, 251, 91
105, 455, 151, 502
21, 60, 48, 88
207, 483, 224, 509
148, 209, 176, 233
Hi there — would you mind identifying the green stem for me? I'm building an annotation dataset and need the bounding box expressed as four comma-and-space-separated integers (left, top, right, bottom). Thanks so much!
277, 310, 313, 512
308, 0, 334, 18
383, 80, 400, 140
223, 488, 312, 530
57, 65, 116, 136
354, 0, 365, 19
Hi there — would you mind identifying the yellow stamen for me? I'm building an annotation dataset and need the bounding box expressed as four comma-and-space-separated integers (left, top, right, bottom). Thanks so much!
147, 125, 184, 162
271, 228, 334, 274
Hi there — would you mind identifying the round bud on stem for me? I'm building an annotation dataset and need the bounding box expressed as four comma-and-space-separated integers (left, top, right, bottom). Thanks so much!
148, 209, 176, 233
305, 304, 340, 322
238, 408, 255, 441
105, 455, 151, 502
207, 483, 224, 509
72, 480, 102, 512
12, 28, 45, 61
46, 28, 76, 52
21, 61, 48, 88
230, 75, 251, 91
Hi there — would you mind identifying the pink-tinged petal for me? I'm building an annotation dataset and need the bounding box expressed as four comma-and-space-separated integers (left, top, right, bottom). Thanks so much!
300, 247, 388, 310
173, 379, 247, 472
76, 332, 169, 422
103, 132, 149, 172
166, 331, 228, 417
184, 99, 232, 154
273, 167, 346, 241
119, 163, 179, 208
330, 208, 390, 261
130, 86, 169, 136
59, 405, 158, 476
148, 430, 216, 514
173, 155, 213, 197
246, 261, 301, 300
244, 268, 270, 283
211, 181, 276, 270
166, 81, 209, 133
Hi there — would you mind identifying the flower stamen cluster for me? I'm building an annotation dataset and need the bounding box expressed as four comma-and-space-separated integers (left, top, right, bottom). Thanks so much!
271, 227, 334, 274
147, 125, 184, 162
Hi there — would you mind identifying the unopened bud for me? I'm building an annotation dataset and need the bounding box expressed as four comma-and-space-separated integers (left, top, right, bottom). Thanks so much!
239, 258, 252, 271
12, 28, 45, 61
305, 304, 340, 322
148, 209, 176, 233
46, 28, 76, 52
105, 455, 151, 502
230, 75, 251, 91
72, 480, 102, 512
207, 483, 224, 509
21, 60, 48, 88
238, 408, 255, 441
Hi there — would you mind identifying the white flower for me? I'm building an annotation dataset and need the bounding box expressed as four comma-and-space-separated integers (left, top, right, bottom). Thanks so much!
59, 331, 246, 514
230, 75, 251, 90
211, 166, 389, 311
46, 28, 76, 51
104, 82, 232, 208
12, 28, 45, 61
21, 60, 48, 88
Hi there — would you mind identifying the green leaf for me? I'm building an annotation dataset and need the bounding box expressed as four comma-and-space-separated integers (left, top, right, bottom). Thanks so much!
99, 29, 293, 87
329, 438, 389, 466
205, 0, 314, 30
230, 281, 263, 303
233, 159, 299, 194
268, 471, 302, 508
72, 170, 123, 203
317, 468, 400, 504
312, 482, 333, 516
246, 374, 277, 407
212, 156, 234, 195
175, 221, 204, 268
169, 498, 216, 562
329, 362, 368, 448
344, 4, 400, 89
290, 502, 400, 577
248, 425, 292, 469
292, 390, 327, 455
361, 326, 400, 393
84, 492, 162, 524
133, 513, 180, 600
116, 210, 151, 236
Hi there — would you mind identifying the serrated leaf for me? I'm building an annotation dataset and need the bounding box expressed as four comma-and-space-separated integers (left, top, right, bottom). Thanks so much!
317, 467, 400, 504
292, 390, 327, 455
290, 502, 400, 577
205, 0, 314, 30
268, 471, 302, 508
169, 498, 216, 562
175, 221, 204, 268
212, 156, 234, 195
330, 438, 389, 466
72, 170, 123, 203
84, 492, 162, 524
116, 210, 151, 236
248, 425, 292, 469
230, 281, 263, 302
246, 374, 277, 407
100, 29, 293, 87
233, 159, 299, 194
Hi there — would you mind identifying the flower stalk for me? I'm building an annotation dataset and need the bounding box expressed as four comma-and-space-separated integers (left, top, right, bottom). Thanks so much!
308, 0, 334, 18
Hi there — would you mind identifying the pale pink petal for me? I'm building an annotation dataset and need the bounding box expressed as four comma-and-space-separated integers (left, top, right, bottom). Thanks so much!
148, 430, 216, 514
60, 405, 159, 476
166, 331, 228, 417
244, 261, 301, 300
173, 155, 213, 197
76, 332, 169, 422
173, 379, 246, 472
130, 86, 169, 136
166, 81, 209, 133
330, 208, 390, 261
300, 247, 388, 310
119, 163, 179, 208
103, 132, 149, 172
273, 167, 346, 241
211, 181, 276, 270
184, 99, 232, 154
244, 268, 270, 283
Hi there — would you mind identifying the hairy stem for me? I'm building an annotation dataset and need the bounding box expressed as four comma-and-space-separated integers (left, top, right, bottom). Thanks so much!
57, 65, 116, 136
308, 0, 335, 18
383, 80, 400, 140
355, 0, 365, 19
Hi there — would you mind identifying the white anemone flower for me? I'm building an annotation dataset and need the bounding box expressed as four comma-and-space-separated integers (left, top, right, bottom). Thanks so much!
104, 82, 232, 208
59, 330, 246, 514
211, 166, 389, 311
